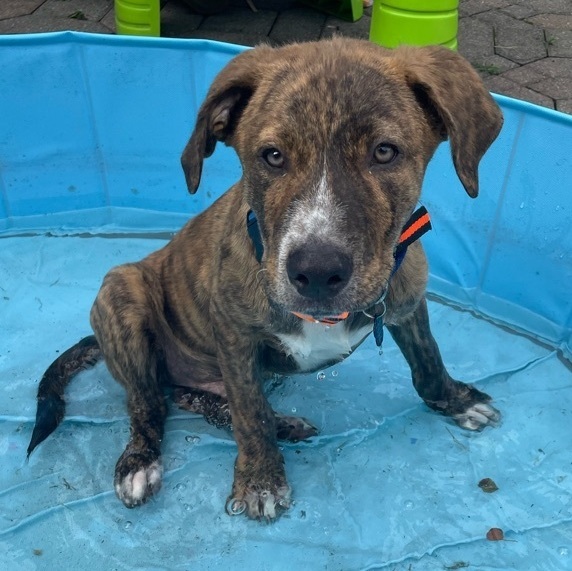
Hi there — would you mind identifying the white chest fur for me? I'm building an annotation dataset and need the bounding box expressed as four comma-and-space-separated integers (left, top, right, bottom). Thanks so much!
276, 320, 372, 372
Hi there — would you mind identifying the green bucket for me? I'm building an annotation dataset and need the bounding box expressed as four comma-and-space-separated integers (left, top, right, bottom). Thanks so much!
115, 0, 160, 37
370, 0, 459, 50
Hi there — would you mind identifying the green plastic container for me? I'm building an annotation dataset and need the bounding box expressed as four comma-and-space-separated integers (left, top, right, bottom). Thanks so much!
115, 0, 160, 37
370, 0, 459, 50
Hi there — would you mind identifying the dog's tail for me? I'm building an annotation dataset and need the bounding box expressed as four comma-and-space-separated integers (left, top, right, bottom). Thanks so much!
27, 335, 103, 458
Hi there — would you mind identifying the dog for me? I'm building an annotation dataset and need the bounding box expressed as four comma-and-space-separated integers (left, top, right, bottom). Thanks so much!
28, 38, 503, 520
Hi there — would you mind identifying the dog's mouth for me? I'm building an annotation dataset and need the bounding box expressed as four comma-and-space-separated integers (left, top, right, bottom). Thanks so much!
291, 309, 350, 325
278, 282, 389, 322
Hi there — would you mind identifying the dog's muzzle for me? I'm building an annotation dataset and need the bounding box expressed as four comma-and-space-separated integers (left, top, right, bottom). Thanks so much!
246, 206, 432, 319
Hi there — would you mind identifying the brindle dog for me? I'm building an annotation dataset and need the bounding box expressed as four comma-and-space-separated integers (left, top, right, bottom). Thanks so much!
28, 38, 503, 520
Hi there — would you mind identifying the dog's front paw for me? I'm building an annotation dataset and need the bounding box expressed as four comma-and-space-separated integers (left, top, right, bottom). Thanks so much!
227, 460, 291, 520
449, 384, 501, 431
427, 381, 501, 431
454, 402, 501, 431
227, 483, 291, 520
114, 450, 163, 508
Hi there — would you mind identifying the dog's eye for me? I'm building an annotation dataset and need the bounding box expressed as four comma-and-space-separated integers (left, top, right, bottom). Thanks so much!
262, 148, 285, 169
373, 144, 398, 165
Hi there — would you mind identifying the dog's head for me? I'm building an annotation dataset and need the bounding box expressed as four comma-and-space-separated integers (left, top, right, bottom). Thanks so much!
182, 39, 503, 317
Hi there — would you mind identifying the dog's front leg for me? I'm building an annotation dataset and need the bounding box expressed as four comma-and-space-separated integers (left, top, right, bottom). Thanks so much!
212, 314, 289, 520
113, 386, 167, 507
91, 265, 168, 508
387, 298, 501, 430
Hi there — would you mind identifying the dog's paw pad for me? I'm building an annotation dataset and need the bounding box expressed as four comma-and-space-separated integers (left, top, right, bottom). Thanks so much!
454, 402, 501, 431
115, 460, 162, 508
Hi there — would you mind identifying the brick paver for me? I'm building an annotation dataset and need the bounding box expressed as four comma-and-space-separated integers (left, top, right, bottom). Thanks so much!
0, 0, 570, 113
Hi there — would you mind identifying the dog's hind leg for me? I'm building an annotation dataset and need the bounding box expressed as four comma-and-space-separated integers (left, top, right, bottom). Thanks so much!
173, 388, 318, 442
274, 413, 318, 442
387, 298, 501, 430
90, 264, 168, 508
173, 387, 232, 429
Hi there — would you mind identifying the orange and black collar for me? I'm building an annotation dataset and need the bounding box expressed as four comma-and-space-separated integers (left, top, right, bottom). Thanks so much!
392, 205, 432, 273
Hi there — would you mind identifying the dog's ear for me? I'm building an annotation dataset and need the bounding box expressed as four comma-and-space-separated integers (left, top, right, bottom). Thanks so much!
393, 46, 503, 198
181, 46, 274, 194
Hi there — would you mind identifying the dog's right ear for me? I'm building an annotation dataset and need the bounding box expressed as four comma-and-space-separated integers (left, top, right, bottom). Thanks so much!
181, 46, 273, 194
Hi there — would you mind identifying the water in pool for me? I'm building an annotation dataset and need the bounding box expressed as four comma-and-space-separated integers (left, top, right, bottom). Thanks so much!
1, 233, 571, 570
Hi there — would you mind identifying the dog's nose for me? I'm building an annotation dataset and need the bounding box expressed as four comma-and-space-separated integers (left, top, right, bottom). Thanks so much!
286, 242, 353, 300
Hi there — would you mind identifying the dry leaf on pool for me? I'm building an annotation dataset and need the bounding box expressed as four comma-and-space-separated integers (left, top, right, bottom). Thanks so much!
478, 478, 499, 493
486, 528, 504, 541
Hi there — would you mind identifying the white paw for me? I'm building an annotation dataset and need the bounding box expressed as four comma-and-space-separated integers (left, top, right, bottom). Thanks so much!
115, 460, 163, 508
454, 402, 501, 431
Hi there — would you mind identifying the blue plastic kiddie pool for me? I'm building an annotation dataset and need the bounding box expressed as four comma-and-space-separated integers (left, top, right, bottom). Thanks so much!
1, 32, 571, 570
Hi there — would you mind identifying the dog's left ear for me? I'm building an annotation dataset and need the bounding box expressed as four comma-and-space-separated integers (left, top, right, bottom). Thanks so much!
394, 46, 503, 198
181, 45, 274, 194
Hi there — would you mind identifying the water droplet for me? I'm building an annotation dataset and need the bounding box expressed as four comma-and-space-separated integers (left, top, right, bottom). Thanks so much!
175, 482, 186, 492
558, 546, 569, 557
403, 500, 414, 510
291, 407, 297, 413
331, 370, 338, 378
317, 371, 326, 381
124, 521, 132, 530
185, 435, 201, 444
520, 202, 525, 209
183, 503, 192, 512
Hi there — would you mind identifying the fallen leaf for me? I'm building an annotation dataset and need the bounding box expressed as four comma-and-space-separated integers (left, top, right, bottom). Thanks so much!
486, 527, 504, 541
478, 477, 499, 493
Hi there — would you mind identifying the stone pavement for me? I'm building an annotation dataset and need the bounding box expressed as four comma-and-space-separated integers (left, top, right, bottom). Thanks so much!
0, 0, 570, 113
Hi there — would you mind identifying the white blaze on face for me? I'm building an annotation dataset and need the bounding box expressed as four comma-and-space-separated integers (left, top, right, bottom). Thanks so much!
276, 166, 345, 296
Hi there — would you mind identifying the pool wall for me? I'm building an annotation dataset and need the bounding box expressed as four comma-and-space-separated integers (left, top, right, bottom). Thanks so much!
0, 31, 571, 357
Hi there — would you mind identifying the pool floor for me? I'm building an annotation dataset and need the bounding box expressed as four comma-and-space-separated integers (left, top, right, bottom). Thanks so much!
1, 234, 571, 570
